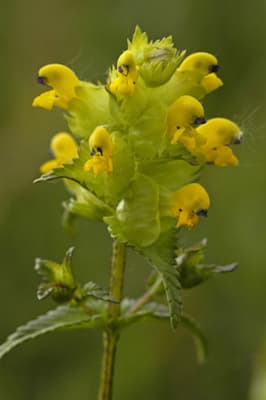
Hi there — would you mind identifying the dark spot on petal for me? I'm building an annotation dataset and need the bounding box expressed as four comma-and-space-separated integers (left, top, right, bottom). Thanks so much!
209, 64, 219, 73
96, 146, 103, 155
37, 76, 47, 85
193, 116, 206, 126
232, 137, 242, 145
196, 208, 208, 217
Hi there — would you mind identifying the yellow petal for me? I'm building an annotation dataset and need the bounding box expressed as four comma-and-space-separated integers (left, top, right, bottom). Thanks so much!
40, 159, 61, 174
50, 133, 78, 162
201, 73, 223, 93
84, 156, 113, 176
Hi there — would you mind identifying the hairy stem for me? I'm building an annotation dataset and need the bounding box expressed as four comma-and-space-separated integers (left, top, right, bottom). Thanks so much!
97, 240, 126, 400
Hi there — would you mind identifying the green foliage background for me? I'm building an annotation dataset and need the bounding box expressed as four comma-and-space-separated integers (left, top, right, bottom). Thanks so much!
0, 1, 265, 399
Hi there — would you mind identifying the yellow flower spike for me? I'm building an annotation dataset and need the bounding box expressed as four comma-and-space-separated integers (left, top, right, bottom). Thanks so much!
172, 183, 210, 228
178, 52, 223, 94
84, 127, 113, 176
167, 95, 206, 147
33, 64, 80, 110
109, 50, 138, 96
40, 132, 78, 174
196, 117, 243, 147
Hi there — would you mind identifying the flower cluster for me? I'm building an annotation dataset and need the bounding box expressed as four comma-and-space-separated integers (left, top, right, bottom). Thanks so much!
33, 27, 242, 302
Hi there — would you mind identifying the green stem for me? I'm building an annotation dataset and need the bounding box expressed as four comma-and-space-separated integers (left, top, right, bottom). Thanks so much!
97, 240, 126, 400
128, 276, 162, 314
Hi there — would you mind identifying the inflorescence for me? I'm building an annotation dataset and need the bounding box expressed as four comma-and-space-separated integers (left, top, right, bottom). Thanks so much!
33, 26, 242, 264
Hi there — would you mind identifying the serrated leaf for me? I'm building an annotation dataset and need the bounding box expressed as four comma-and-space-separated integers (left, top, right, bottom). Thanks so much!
0, 305, 104, 359
139, 226, 182, 329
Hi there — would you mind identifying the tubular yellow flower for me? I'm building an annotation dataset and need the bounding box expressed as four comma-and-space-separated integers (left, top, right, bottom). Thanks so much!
178, 52, 223, 94
40, 132, 78, 174
33, 64, 80, 110
171, 183, 210, 228
180, 118, 242, 166
196, 118, 243, 146
109, 50, 138, 96
167, 95, 206, 148
84, 127, 113, 176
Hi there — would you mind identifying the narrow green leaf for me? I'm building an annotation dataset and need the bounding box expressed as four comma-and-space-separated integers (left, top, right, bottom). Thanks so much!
0, 305, 104, 359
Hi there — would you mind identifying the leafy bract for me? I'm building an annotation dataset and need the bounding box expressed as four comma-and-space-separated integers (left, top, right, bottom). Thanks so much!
138, 159, 200, 191
67, 82, 112, 138
105, 174, 160, 247
35, 134, 135, 207
176, 239, 238, 288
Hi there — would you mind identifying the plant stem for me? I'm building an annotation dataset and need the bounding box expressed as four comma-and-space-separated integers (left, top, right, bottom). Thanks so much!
128, 276, 162, 314
97, 240, 126, 400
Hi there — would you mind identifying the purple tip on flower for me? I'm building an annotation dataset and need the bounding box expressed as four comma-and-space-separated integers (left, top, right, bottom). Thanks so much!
193, 117, 206, 126
37, 76, 46, 85
196, 209, 208, 217
232, 137, 242, 145
209, 64, 219, 73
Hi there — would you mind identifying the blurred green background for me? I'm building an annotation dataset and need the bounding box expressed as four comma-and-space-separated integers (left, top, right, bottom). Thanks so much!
1, 0, 266, 399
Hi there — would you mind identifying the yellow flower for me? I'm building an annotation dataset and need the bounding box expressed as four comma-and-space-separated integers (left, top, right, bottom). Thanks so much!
32, 64, 80, 110
196, 118, 242, 146
109, 51, 138, 96
194, 118, 242, 166
40, 132, 78, 174
178, 52, 223, 94
84, 127, 113, 176
167, 95, 206, 149
200, 145, 239, 167
167, 183, 210, 228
